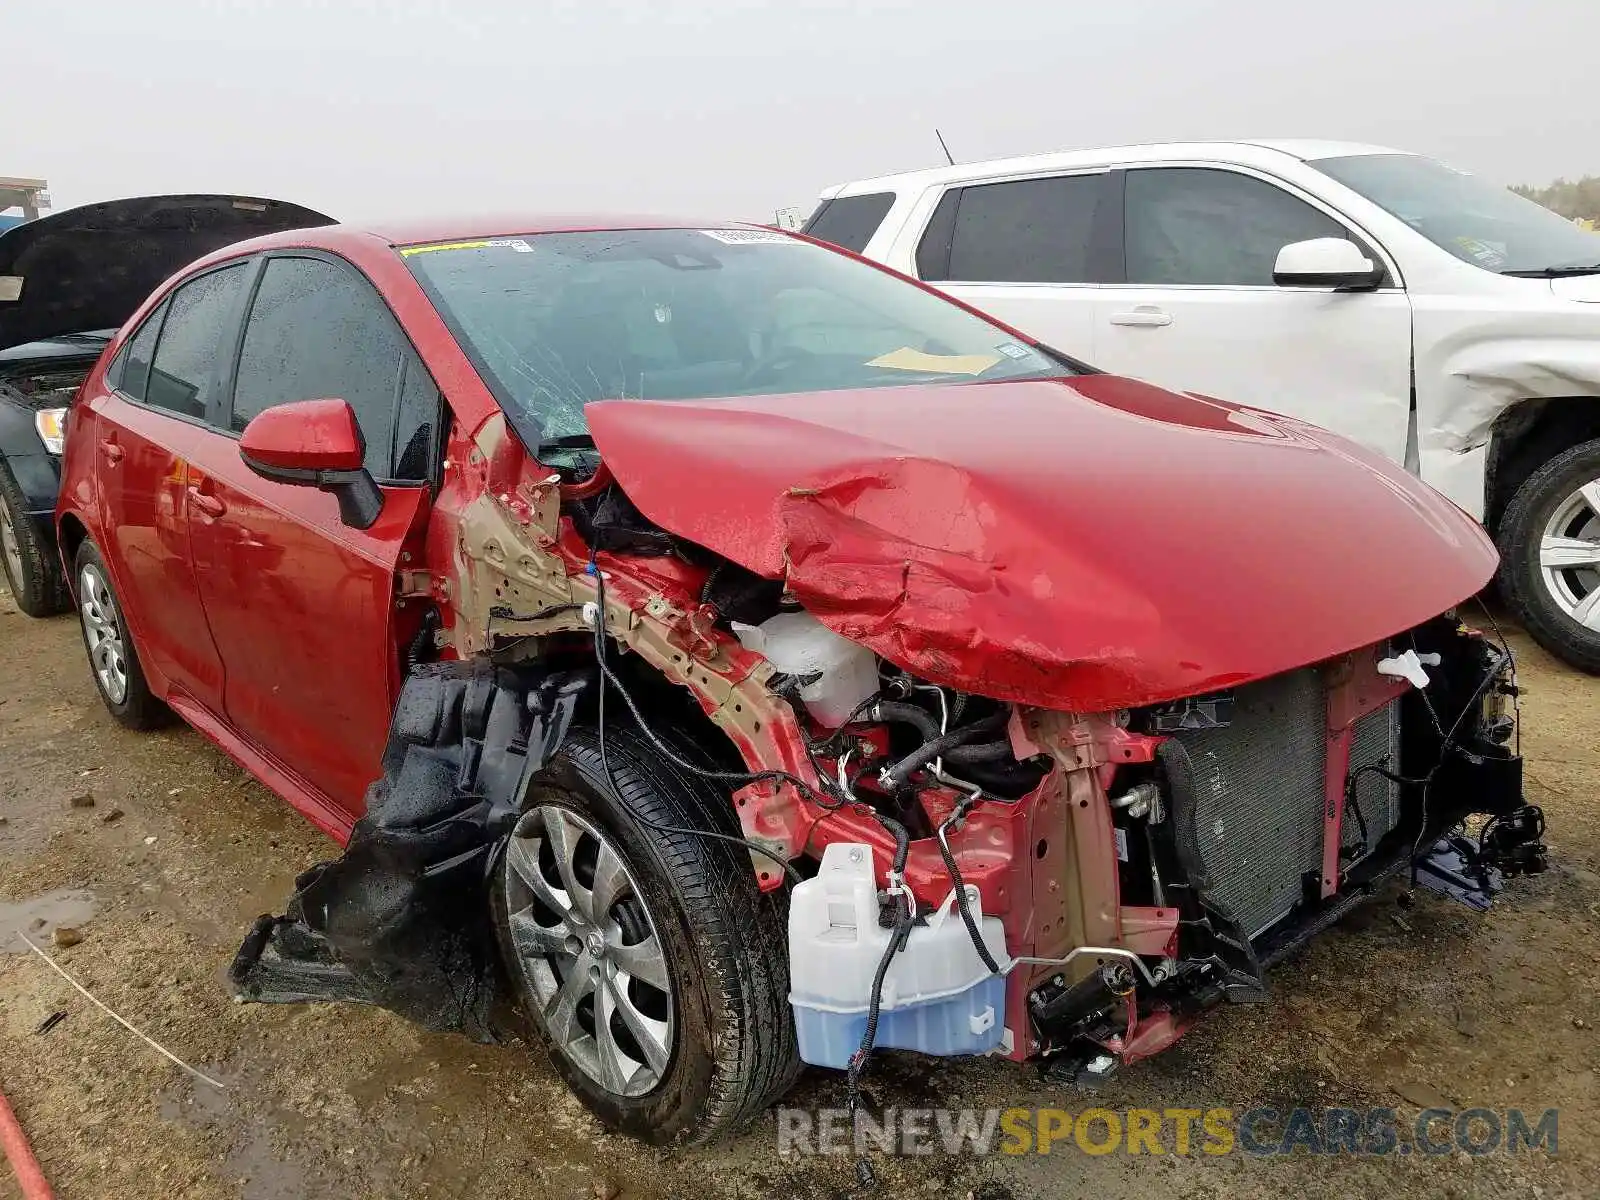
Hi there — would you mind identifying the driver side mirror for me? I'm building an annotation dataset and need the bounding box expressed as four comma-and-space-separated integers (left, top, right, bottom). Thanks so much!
238, 398, 384, 529
1273, 238, 1385, 291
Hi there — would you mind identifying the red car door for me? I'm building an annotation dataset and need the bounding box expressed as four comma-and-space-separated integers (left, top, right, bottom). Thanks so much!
186, 252, 440, 821
81, 263, 253, 711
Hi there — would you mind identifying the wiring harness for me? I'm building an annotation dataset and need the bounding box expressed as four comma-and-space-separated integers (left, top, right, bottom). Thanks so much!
583, 560, 1005, 1187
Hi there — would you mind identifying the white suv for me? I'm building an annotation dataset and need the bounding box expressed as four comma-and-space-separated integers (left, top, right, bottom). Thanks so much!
808, 140, 1600, 671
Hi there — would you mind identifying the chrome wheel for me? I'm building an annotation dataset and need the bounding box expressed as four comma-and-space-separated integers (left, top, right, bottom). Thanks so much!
1540, 478, 1600, 631
503, 805, 675, 1098
79, 563, 128, 704
0, 492, 22, 591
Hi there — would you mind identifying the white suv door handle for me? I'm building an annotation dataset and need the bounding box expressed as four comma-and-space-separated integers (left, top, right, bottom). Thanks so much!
1109, 307, 1173, 328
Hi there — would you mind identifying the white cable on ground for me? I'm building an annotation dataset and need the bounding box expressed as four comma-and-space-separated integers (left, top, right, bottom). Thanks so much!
17, 931, 226, 1091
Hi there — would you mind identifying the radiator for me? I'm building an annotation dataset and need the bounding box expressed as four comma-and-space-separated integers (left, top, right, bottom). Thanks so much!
1347, 700, 1403, 862
1171, 669, 1403, 939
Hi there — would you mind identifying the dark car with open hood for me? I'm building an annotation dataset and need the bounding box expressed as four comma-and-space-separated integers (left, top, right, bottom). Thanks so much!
51, 214, 1546, 1147
0, 195, 333, 613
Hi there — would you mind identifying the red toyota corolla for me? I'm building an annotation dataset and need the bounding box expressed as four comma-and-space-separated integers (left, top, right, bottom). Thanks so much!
51, 214, 1542, 1145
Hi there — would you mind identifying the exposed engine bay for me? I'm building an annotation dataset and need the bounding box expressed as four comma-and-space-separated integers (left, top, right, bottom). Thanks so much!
233, 440, 1547, 1109
0, 360, 91, 409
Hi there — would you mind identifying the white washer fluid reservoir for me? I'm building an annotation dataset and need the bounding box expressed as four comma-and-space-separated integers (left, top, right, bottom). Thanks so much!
730, 611, 878, 727
786, 842, 1011, 1069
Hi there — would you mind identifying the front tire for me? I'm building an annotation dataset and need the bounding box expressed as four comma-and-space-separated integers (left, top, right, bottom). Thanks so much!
73, 540, 169, 729
493, 723, 800, 1146
1497, 437, 1600, 672
0, 459, 68, 617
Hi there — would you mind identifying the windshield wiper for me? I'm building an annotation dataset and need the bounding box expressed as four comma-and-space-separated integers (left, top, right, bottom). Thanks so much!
46, 331, 113, 344
536, 431, 597, 460
1501, 263, 1600, 278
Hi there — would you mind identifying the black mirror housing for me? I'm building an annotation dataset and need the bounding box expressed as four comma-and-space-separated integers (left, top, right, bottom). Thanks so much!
239, 456, 385, 530
1272, 264, 1386, 291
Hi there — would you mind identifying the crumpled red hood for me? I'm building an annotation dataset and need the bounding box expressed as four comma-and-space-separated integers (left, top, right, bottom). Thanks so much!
585, 375, 1497, 711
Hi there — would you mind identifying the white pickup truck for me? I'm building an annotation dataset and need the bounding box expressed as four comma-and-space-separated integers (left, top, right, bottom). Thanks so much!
808, 141, 1600, 671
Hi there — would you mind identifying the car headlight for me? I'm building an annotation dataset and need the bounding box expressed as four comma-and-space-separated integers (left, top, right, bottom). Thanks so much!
35, 407, 67, 456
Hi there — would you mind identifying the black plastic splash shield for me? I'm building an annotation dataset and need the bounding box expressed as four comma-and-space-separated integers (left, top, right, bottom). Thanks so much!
228, 663, 587, 1040
1412, 834, 1506, 912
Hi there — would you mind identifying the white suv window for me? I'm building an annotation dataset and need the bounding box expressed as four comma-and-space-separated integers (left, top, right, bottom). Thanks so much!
919, 174, 1102, 284
802, 193, 895, 253
1124, 167, 1350, 287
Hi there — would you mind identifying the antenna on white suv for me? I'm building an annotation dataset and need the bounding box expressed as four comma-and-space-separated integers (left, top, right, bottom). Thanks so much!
935, 129, 956, 166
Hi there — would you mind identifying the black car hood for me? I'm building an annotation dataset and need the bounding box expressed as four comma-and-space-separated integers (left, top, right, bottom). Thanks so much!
0, 195, 335, 353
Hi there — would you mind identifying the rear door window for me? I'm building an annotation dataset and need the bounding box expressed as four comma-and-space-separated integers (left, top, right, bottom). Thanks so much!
920, 174, 1103, 283
802, 193, 895, 253
143, 265, 248, 419
1123, 167, 1350, 286
230, 255, 436, 481
112, 301, 167, 401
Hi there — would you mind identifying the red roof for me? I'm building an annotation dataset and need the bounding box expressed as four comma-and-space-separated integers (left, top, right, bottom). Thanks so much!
364, 212, 749, 245
208, 212, 758, 260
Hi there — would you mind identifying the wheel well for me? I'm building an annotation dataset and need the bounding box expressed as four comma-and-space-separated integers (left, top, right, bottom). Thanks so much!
523, 637, 750, 776
55, 512, 88, 592
1485, 398, 1600, 534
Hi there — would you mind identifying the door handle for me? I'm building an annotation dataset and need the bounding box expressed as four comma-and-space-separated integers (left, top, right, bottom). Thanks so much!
99, 439, 124, 464
187, 485, 226, 518
1109, 307, 1173, 328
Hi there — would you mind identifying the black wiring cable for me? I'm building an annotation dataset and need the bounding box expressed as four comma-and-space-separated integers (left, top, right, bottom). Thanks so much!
1479, 810, 1507, 858
1341, 772, 1371, 853
1433, 644, 1508, 764
1472, 598, 1521, 758
935, 800, 1002, 975
1406, 632, 1449, 739
798, 737, 861, 814
804, 696, 892, 780
845, 887, 914, 1191
589, 563, 804, 887
1408, 640, 1510, 877
1349, 759, 1431, 789
874, 811, 912, 876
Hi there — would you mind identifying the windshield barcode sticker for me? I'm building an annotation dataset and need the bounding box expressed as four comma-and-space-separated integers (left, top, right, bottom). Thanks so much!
700, 228, 797, 245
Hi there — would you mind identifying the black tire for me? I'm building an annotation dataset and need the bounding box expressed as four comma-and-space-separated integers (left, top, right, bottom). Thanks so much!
1497, 436, 1600, 673
0, 458, 68, 617
72, 540, 170, 729
493, 722, 800, 1146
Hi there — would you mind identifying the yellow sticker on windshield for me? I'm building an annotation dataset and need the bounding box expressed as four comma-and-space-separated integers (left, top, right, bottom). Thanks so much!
400, 240, 492, 257
401, 237, 534, 257
867, 347, 1002, 376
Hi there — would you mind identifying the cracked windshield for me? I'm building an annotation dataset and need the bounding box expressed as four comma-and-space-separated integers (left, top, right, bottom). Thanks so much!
402, 227, 1064, 445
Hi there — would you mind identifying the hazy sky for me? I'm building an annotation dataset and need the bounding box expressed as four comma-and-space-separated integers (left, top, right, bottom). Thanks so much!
5, 0, 1595, 223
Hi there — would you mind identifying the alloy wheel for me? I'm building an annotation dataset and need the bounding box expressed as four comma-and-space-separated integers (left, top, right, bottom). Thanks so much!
0, 492, 22, 593
502, 805, 675, 1098
1539, 478, 1600, 631
79, 563, 129, 704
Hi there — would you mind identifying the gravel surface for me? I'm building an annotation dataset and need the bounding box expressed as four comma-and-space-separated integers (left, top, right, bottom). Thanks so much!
1, 585, 1595, 1199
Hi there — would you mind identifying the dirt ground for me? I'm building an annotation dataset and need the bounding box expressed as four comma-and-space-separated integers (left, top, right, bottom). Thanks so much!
1, 585, 1596, 1200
